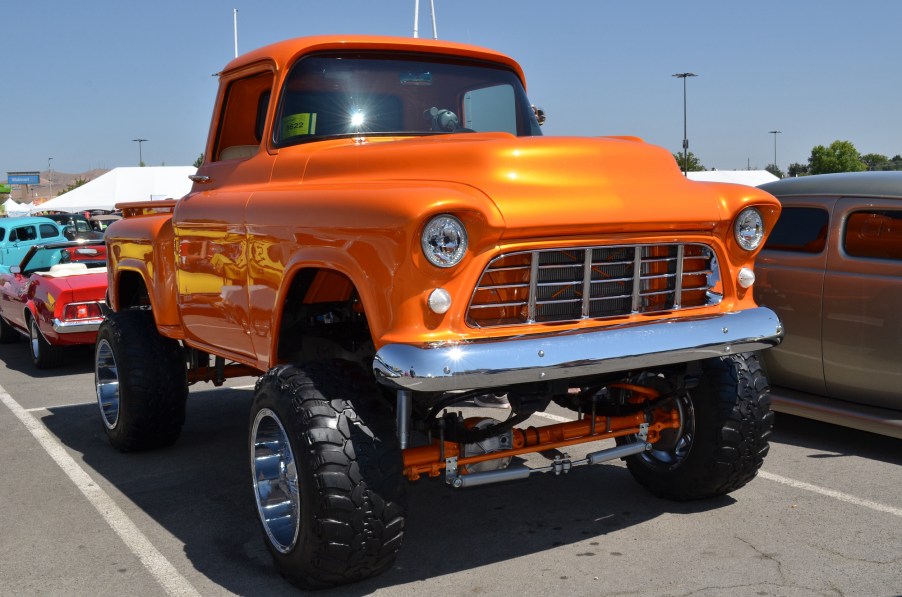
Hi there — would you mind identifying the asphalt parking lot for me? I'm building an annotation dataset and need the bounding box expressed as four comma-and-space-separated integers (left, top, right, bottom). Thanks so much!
1, 341, 900, 597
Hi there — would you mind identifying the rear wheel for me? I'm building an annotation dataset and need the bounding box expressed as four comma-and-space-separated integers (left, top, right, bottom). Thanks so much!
620, 352, 773, 500
29, 317, 63, 369
249, 360, 406, 589
94, 310, 187, 451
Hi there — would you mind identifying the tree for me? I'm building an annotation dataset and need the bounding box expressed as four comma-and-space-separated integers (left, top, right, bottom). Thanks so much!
861, 153, 889, 171
765, 164, 784, 179
808, 140, 866, 175
58, 178, 89, 195
193, 153, 204, 168
787, 162, 809, 177
671, 150, 705, 172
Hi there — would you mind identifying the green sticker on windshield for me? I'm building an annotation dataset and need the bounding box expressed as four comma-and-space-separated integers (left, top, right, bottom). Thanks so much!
282, 113, 317, 137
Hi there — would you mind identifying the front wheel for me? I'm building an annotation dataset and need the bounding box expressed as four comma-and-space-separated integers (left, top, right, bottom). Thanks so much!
249, 361, 406, 589
620, 352, 773, 500
94, 310, 188, 451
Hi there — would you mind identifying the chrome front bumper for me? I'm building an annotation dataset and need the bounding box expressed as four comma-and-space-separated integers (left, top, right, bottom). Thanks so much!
373, 307, 783, 392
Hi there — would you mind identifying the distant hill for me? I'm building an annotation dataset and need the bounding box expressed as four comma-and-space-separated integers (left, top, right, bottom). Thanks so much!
4, 169, 109, 204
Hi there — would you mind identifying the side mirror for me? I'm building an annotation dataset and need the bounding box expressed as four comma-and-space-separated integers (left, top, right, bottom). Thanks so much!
531, 105, 546, 126
9, 266, 21, 275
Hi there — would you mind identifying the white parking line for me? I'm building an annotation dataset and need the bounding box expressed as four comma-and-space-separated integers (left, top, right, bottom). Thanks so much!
0, 386, 202, 597
26, 401, 96, 412
758, 470, 902, 518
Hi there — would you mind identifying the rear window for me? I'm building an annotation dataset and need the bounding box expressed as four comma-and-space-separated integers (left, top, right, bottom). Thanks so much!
844, 210, 902, 260
40, 223, 59, 238
764, 206, 829, 253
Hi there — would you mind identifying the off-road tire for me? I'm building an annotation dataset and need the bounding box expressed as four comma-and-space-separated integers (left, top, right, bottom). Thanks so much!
0, 314, 19, 344
94, 310, 187, 451
30, 316, 64, 369
249, 360, 406, 590
621, 352, 773, 500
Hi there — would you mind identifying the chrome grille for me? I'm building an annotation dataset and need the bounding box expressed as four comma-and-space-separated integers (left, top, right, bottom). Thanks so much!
467, 243, 720, 327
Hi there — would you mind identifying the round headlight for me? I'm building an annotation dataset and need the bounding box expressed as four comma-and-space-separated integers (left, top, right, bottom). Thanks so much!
421, 215, 468, 268
734, 207, 765, 251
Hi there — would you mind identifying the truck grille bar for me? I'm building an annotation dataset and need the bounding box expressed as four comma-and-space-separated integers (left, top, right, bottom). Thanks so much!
467, 243, 720, 328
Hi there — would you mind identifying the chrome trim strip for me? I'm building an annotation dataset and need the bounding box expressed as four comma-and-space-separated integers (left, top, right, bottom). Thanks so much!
673, 244, 685, 308
52, 318, 104, 334
581, 249, 592, 318
527, 252, 538, 323
630, 246, 642, 312
374, 307, 784, 392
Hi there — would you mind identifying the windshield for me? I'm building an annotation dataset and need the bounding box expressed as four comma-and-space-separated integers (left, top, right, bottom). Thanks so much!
20, 244, 107, 275
273, 52, 542, 146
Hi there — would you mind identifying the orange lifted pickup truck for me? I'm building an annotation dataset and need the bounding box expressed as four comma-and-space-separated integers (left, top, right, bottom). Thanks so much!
95, 35, 783, 588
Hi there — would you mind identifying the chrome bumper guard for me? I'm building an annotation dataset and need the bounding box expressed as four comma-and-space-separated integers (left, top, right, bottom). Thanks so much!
52, 318, 104, 334
373, 307, 783, 392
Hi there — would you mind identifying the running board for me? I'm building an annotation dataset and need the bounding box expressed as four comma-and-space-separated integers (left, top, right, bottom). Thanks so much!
448, 441, 652, 488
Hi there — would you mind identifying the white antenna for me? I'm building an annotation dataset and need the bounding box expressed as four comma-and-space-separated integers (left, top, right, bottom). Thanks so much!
413, 0, 438, 39
429, 0, 437, 39
233, 9, 239, 58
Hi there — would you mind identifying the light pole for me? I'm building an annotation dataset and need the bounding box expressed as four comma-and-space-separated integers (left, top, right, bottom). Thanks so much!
132, 138, 148, 166
672, 72, 697, 176
48, 157, 53, 197
769, 130, 782, 176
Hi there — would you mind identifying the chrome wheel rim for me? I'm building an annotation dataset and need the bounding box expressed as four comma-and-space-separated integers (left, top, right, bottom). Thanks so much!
251, 408, 300, 553
641, 394, 695, 469
29, 319, 40, 360
95, 338, 120, 429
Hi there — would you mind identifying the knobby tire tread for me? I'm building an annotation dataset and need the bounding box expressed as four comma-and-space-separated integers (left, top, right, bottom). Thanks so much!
252, 360, 406, 590
99, 310, 187, 451
626, 352, 773, 500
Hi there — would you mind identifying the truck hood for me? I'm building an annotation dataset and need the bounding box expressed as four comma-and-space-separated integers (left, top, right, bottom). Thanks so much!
299, 134, 729, 235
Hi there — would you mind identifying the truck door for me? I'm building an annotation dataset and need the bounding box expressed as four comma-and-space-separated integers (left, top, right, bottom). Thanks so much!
172, 68, 275, 363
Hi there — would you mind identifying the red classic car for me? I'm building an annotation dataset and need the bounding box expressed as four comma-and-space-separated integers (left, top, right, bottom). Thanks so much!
0, 241, 108, 368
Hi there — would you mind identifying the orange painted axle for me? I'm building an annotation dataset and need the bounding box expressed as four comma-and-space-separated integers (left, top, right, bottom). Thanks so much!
402, 407, 681, 481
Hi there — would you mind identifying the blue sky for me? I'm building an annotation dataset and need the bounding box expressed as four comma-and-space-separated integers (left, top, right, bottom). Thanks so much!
2, 1, 901, 178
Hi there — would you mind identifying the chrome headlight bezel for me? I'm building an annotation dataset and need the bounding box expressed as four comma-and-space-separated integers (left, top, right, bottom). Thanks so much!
421, 214, 468, 268
734, 207, 765, 251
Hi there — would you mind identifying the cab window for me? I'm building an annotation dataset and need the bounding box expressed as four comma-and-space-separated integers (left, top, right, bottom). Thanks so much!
213, 70, 274, 161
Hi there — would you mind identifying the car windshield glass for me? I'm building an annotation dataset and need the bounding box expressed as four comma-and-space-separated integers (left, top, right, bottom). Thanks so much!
21, 245, 107, 274
274, 52, 542, 146
21, 248, 66, 274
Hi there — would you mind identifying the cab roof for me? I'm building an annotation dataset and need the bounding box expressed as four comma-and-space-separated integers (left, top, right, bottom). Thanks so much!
220, 34, 528, 90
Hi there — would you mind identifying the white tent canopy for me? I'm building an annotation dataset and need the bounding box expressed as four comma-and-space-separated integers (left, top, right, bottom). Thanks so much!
3, 198, 33, 217
687, 170, 779, 186
32, 166, 197, 214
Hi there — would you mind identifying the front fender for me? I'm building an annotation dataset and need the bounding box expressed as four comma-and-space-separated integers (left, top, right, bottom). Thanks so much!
106, 214, 180, 327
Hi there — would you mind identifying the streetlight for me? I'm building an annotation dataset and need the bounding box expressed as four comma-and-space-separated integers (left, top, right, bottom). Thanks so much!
48, 157, 53, 197
672, 72, 697, 176
132, 138, 148, 166
769, 130, 782, 176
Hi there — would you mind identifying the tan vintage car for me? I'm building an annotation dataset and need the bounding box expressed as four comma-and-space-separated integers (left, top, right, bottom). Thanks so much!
756, 171, 902, 438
